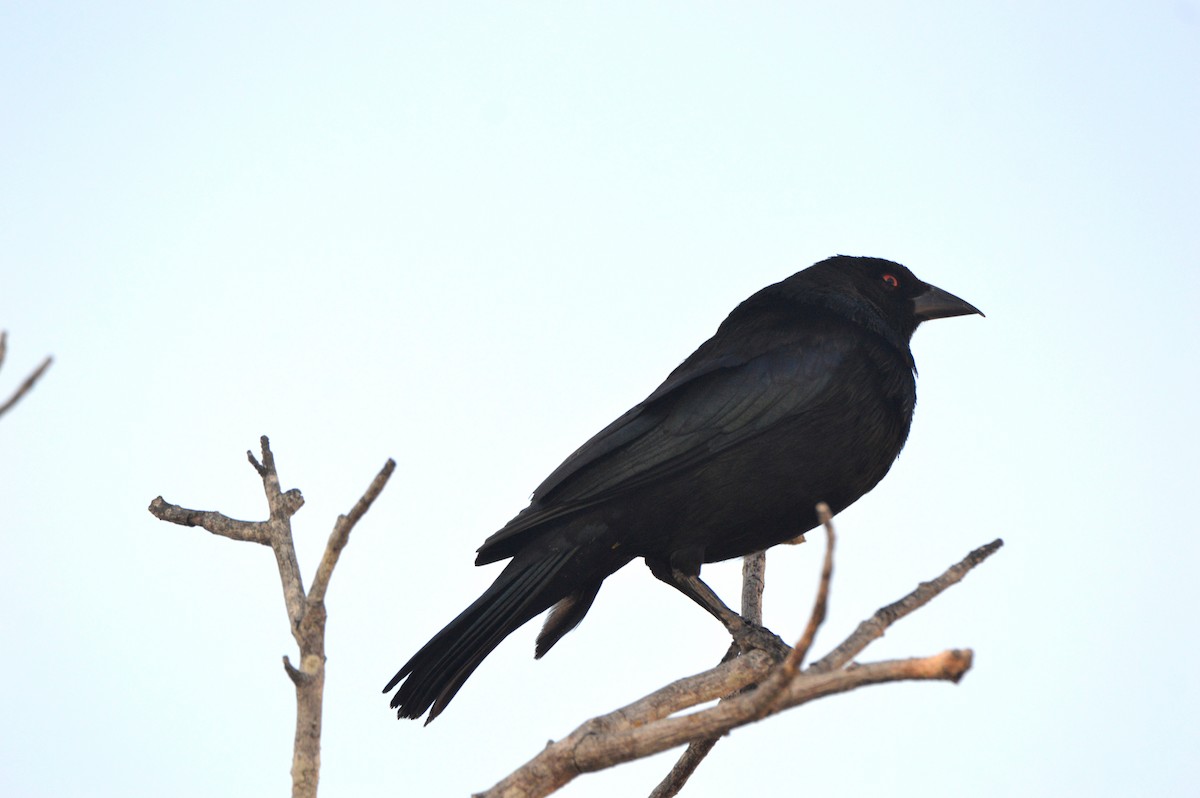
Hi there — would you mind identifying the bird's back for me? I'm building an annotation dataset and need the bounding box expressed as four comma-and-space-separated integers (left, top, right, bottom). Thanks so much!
478, 300, 917, 567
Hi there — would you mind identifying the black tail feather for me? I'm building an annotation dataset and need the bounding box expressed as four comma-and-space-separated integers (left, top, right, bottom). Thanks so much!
385, 549, 574, 722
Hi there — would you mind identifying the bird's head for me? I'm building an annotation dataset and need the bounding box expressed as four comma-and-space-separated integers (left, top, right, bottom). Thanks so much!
791, 255, 983, 346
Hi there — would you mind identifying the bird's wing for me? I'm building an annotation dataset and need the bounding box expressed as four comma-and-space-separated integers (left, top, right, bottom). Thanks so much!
477, 314, 853, 563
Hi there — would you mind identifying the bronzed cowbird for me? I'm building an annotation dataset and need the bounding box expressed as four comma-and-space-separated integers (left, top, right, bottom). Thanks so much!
386, 255, 982, 722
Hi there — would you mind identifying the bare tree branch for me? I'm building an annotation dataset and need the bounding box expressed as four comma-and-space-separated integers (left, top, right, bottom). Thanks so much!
0, 331, 53, 420
809, 537, 1003, 674
478, 536, 1000, 798
649, 737, 719, 798
148, 437, 395, 798
146, 499, 273, 545
310, 458, 396, 604
574, 650, 972, 766
609, 650, 777, 730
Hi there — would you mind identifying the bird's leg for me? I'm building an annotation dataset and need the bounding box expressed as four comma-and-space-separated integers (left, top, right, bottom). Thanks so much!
670, 571, 791, 661
646, 555, 791, 661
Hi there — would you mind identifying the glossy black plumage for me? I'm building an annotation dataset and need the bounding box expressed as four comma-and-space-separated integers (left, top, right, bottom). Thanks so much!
385, 255, 981, 722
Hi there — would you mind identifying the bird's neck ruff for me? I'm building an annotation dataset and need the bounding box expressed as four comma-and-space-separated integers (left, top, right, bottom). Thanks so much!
798, 291, 918, 372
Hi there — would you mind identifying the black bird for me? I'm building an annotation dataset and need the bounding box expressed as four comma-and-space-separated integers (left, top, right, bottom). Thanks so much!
386, 255, 981, 722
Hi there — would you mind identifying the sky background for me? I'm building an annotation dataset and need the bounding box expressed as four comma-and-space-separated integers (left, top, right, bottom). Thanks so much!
2, 2, 1198, 796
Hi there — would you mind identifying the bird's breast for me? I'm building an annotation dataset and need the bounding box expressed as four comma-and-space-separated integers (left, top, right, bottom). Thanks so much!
625, 356, 914, 563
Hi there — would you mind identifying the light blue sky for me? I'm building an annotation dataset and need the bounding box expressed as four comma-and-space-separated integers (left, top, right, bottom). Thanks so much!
2, 3, 1197, 796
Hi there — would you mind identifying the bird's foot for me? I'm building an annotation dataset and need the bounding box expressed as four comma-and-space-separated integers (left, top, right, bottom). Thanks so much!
730, 619, 791, 662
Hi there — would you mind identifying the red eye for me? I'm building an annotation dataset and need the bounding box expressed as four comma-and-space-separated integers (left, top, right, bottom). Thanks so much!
882, 273, 899, 289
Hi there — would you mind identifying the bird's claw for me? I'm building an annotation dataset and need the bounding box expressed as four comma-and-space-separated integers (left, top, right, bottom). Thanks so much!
731, 620, 791, 662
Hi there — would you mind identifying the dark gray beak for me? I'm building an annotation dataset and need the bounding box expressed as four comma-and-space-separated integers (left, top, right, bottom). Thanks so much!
912, 283, 984, 321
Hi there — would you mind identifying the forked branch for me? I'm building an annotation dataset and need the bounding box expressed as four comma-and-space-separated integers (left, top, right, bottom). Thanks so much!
149, 436, 395, 798
478, 529, 1002, 798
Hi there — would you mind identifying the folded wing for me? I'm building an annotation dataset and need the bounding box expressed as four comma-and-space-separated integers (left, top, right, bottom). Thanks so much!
477, 306, 852, 565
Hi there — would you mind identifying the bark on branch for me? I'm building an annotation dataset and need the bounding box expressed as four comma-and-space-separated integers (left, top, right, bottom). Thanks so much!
148, 436, 395, 798
478, 529, 1002, 798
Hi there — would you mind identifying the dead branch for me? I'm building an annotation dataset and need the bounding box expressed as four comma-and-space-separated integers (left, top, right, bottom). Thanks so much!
0, 331, 53, 419
808, 537, 1003, 674
148, 436, 395, 798
478, 534, 1002, 798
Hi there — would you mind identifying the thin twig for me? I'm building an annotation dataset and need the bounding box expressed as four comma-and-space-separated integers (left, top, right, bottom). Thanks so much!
648, 738, 719, 798
0, 331, 53, 420
310, 458, 396, 604
738, 506, 837, 720
809, 538, 1003, 674
786, 502, 836, 670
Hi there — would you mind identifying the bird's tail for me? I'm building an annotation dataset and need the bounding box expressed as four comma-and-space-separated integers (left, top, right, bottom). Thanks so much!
384, 548, 575, 723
